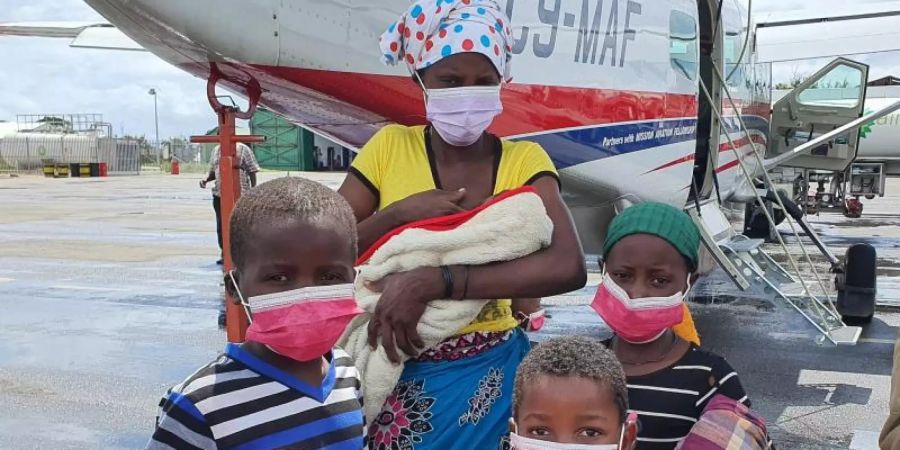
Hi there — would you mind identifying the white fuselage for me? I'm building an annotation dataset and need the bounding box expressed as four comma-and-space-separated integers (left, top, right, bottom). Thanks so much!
84, 0, 768, 252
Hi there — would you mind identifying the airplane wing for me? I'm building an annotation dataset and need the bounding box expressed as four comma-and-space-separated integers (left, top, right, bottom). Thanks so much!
0, 21, 366, 149
756, 11, 900, 63
0, 22, 144, 51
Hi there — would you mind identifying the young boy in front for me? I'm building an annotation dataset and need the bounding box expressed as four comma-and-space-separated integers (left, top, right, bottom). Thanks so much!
510, 336, 638, 450
147, 177, 365, 450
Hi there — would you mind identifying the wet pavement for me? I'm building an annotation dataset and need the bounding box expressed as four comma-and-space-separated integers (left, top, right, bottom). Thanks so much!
0, 172, 340, 449
1, 173, 899, 449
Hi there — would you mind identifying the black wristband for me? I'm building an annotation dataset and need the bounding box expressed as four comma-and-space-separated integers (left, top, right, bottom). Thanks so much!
441, 265, 454, 299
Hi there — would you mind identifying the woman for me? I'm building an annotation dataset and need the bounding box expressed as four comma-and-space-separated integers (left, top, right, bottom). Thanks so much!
592, 202, 750, 449
337, 1, 586, 448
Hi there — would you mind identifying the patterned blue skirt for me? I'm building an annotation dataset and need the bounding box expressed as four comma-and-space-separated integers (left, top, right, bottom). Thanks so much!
367, 328, 529, 450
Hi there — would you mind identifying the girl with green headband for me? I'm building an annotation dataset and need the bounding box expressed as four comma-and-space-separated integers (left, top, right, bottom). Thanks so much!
591, 202, 751, 449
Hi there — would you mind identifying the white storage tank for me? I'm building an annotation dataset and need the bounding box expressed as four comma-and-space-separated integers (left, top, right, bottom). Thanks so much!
0, 133, 101, 170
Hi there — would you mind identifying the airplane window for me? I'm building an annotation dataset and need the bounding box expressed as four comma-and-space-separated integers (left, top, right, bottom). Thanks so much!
724, 33, 746, 88
670, 11, 698, 81
797, 64, 864, 108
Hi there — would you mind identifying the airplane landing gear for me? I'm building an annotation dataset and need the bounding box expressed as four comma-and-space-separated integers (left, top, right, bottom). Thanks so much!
763, 191, 878, 327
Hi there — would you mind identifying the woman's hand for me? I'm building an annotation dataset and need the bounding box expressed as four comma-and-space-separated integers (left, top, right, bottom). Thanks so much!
366, 267, 444, 363
339, 172, 469, 255
388, 188, 467, 224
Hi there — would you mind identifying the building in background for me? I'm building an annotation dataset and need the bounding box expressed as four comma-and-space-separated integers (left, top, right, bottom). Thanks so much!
313, 133, 354, 171
869, 75, 900, 87
195, 108, 353, 172
249, 108, 315, 171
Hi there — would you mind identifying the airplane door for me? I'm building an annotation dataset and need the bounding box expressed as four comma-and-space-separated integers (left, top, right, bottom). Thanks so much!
767, 58, 869, 171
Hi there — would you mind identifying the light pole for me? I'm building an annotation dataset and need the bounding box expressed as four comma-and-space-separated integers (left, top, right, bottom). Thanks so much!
148, 88, 160, 166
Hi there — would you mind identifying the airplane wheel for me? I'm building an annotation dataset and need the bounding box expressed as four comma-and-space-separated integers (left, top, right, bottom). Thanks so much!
836, 244, 877, 325
842, 314, 874, 326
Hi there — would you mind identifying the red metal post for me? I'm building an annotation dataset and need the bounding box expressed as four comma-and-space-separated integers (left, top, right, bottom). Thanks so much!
190, 67, 265, 343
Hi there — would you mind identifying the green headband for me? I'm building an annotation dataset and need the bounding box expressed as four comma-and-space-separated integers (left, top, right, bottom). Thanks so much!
602, 202, 700, 270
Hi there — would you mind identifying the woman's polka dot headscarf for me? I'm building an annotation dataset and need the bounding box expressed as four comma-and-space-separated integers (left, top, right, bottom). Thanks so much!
379, 0, 514, 81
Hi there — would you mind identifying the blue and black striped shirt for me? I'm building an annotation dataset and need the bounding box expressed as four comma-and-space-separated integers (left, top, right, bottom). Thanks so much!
147, 344, 364, 450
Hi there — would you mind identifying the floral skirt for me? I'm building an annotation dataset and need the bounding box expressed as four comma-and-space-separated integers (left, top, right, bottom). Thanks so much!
367, 328, 530, 450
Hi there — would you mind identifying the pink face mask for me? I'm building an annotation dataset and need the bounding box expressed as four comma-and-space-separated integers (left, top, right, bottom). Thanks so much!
590, 273, 689, 344
230, 273, 363, 362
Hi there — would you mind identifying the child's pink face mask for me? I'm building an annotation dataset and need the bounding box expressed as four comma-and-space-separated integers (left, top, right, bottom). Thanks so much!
590, 273, 688, 344
230, 272, 363, 362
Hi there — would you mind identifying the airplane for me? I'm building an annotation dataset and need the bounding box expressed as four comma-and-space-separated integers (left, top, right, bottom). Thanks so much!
768, 86, 900, 218
4, 0, 900, 345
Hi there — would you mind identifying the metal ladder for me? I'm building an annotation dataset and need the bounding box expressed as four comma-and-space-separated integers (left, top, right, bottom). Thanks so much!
689, 206, 861, 345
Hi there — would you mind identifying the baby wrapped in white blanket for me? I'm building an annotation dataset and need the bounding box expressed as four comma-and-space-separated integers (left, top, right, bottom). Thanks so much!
338, 188, 553, 419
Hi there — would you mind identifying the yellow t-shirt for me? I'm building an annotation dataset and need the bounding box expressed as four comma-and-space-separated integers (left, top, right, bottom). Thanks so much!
351, 124, 558, 334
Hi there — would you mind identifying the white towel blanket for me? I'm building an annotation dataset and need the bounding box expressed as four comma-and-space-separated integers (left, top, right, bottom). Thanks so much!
338, 189, 554, 419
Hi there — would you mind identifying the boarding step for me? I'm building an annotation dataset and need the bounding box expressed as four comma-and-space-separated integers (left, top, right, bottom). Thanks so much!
689, 207, 861, 345
722, 237, 764, 253
723, 241, 860, 345
722, 235, 795, 286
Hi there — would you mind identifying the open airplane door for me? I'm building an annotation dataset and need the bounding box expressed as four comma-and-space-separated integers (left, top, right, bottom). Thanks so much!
766, 58, 869, 171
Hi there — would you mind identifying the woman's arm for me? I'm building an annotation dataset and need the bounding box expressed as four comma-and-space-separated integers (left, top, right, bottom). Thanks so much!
367, 176, 586, 361
338, 174, 400, 254
459, 176, 586, 298
338, 174, 468, 255
374, 176, 585, 300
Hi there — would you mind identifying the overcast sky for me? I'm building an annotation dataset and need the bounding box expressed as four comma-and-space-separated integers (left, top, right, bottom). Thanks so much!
2, 0, 900, 140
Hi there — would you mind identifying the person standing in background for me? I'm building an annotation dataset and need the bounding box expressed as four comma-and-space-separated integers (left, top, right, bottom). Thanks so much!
200, 142, 260, 265
881, 337, 900, 449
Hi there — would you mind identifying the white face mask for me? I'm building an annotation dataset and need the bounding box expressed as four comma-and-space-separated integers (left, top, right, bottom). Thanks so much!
509, 419, 628, 450
415, 72, 503, 147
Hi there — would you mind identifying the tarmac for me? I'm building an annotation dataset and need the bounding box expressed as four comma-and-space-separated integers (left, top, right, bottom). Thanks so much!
1, 172, 898, 449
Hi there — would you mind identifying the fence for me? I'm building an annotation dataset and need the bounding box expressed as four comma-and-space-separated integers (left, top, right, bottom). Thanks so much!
163, 142, 355, 174
0, 134, 141, 176
170, 143, 213, 173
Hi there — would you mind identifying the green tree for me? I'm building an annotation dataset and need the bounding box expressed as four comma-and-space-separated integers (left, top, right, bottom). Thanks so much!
775, 72, 809, 90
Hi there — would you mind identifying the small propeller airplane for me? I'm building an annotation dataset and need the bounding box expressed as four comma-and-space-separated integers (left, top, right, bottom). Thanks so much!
4, 0, 900, 345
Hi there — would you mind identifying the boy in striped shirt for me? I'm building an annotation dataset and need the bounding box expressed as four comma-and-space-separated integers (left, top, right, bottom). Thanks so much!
148, 177, 365, 450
